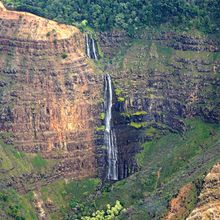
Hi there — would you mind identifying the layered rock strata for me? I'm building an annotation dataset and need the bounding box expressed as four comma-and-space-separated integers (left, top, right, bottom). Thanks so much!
187, 163, 220, 220
102, 31, 220, 179
0, 2, 102, 179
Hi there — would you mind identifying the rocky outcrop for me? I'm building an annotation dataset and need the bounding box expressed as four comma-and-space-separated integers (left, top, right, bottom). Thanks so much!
164, 183, 196, 220
187, 163, 220, 220
0, 2, 102, 179
33, 191, 48, 220
134, 31, 220, 52
98, 30, 130, 57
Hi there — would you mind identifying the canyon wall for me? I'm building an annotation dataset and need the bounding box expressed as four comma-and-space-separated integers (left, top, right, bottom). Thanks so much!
0, 2, 220, 219
0, 2, 102, 179
99, 31, 220, 179
0, 1, 219, 184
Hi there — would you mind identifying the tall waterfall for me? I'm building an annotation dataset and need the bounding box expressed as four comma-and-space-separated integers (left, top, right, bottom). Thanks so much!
92, 38, 98, 61
85, 34, 91, 58
85, 34, 98, 61
104, 74, 118, 180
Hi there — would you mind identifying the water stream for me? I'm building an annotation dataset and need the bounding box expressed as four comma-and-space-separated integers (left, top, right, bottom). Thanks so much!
85, 34, 98, 60
92, 38, 98, 61
85, 34, 91, 58
104, 74, 118, 180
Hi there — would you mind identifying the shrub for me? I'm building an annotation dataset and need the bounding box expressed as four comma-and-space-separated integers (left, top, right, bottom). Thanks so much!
81, 200, 124, 220
61, 53, 68, 59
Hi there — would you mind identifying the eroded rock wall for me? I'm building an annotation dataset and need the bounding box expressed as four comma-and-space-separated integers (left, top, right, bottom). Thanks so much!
187, 163, 220, 220
98, 30, 130, 57
102, 31, 220, 179
0, 3, 102, 179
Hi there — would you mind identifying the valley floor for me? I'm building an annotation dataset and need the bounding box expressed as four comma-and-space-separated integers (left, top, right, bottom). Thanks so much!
1, 119, 220, 219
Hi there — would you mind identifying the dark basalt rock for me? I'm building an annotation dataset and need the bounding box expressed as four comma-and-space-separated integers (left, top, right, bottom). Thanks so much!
97, 31, 220, 181
98, 30, 130, 57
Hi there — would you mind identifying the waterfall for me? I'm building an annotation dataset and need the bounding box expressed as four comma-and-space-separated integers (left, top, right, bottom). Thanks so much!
85, 34, 98, 61
104, 74, 118, 180
92, 38, 98, 61
85, 34, 91, 58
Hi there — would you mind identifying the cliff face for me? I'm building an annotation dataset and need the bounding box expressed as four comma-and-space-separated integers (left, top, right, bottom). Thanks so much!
164, 183, 196, 220
99, 31, 220, 178
0, 3, 102, 179
187, 163, 220, 220
163, 163, 220, 220
98, 30, 130, 57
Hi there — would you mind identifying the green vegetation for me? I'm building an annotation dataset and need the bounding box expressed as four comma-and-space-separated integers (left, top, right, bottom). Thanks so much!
2, 0, 220, 34
0, 189, 37, 220
99, 113, 105, 120
61, 53, 68, 59
0, 1, 220, 219
0, 119, 219, 219
63, 119, 220, 219
117, 97, 125, 102
65, 178, 100, 203
31, 154, 47, 170
0, 137, 56, 178
96, 125, 105, 132
115, 88, 123, 96
0, 177, 100, 220
137, 119, 220, 169
129, 122, 147, 129
81, 200, 124, 220
110, 39, 168, 73
132, 111, 147, 116
115, 87, 125, 102
182, 184, 198, 219
145, 127, 159, 138
0, 139, 32, 178
120, 111, 147, 118
97, 42, 104, 59
39, 178, 100, 220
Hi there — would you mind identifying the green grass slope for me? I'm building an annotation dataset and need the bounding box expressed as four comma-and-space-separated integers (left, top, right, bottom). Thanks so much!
0, 117, 219, 220
0, 136, 59, 219
63, 119, 220, 220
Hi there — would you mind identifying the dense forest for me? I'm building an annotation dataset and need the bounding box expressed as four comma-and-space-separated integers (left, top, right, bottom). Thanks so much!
2, 0, 220, 34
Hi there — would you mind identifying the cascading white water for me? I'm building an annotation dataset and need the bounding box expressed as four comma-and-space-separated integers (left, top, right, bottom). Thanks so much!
104, 74, 118, 180
92, 38, 98, 61
85, 34, 98, 60
86, 34, 91, 58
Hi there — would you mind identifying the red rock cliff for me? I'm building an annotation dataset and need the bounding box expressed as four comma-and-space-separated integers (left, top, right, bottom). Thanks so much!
187, 163, 220, 220
0, 2, 102, 178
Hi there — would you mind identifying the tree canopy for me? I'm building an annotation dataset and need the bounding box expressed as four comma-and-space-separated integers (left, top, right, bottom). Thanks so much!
2, 0, 220, 34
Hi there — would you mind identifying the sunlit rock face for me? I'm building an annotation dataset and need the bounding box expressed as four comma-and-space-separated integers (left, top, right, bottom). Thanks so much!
0, 3, 102, 179
164, 183, 195, 220
187, 163, 220, 220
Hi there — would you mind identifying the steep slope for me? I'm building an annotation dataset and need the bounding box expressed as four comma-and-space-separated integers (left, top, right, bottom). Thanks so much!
0, 2, 220, 220
0, 2, 102, 187
98, 30, 220, 178
63, 119, 220, 220
187, 163, 220, 220
164, 183, 197, 220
